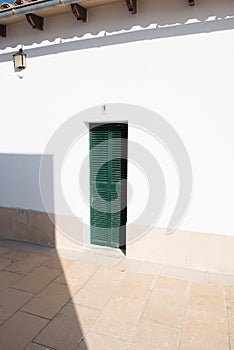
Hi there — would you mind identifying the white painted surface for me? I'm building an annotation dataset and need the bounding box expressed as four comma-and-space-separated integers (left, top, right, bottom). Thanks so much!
0, 0, 234, 238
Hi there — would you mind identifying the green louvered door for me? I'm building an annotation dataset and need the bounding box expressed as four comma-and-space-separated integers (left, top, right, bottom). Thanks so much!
90, 123, 128, 248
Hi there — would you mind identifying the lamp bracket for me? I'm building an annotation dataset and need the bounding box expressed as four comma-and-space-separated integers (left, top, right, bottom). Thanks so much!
0, 24, 6, 37
70, 3, 87, 22
26, 13, 44, 30
126, 0, 137, 14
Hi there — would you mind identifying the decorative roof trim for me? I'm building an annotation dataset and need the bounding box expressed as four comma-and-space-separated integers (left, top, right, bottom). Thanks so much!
0, 0, 139, 36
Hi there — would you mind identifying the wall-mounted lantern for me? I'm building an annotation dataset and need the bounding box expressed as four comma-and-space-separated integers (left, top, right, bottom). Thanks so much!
13, 48, 27, 70
188, 0, 195, 6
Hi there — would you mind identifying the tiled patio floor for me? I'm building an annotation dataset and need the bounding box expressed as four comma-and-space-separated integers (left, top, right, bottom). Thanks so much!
0, 241, 233, 350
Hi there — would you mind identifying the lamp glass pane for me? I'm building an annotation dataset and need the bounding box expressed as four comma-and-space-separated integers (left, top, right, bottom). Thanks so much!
13, 53, 26, 69
22, 54, 26, 68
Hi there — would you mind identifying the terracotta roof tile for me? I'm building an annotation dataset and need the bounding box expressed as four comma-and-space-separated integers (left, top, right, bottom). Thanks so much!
0, 0, 36, 11
13, 0, 26, 5
0, 2, 14, 9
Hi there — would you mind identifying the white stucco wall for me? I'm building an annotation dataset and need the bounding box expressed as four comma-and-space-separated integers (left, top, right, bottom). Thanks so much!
0, 0, 234, 240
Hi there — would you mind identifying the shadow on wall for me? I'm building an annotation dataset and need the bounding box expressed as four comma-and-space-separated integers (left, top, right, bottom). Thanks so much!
0, 155, 90, 348
0, 0, 234, 60
0, 153, 55, 245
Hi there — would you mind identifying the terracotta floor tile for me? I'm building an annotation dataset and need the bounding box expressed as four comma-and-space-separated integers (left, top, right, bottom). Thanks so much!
141, 288, 186, 328
226, 286, 234, 302
92, 295, 146, 341
0, 287, 33, 320
190, 281, 225, 297
0, 270, 23, 289
129, 321, 180, 350
180, 310, 229, 350
12, 266, 61, 293
0, 311, 48, 350
227, 301, 234, 338
0, 249, 28, 261
0, 247, 10, 256
72, 270, 118, 310
42, 256, 72, 270
0, 257, 12, 270
188, 282, 226, 316
155, 276, 188, 293
35, 303, 99, 350
21, 281, 73, 319
0, 313, 9, 326
77, 331, 128, 350
5, 253, 47, 275
115, 272, 155, 300
55, 261, 98, 287
94, 266, 127, 282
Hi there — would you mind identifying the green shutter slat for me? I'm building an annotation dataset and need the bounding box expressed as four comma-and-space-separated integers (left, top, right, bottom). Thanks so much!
90, 123, 127, 248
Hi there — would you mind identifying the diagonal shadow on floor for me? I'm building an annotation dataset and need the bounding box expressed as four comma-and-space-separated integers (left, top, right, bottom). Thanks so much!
0, 243, 92, 349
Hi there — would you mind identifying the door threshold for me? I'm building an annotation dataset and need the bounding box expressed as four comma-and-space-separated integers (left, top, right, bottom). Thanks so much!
83, 244, 125, 257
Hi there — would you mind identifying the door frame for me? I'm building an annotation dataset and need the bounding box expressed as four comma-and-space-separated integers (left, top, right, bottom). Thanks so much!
89, 122, 128, 252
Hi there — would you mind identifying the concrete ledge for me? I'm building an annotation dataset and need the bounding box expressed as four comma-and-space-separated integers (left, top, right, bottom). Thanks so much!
0, 206, 84, 250
127, 226, 234, 275
0, 206, 54, 246
1, 206, 234, 275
